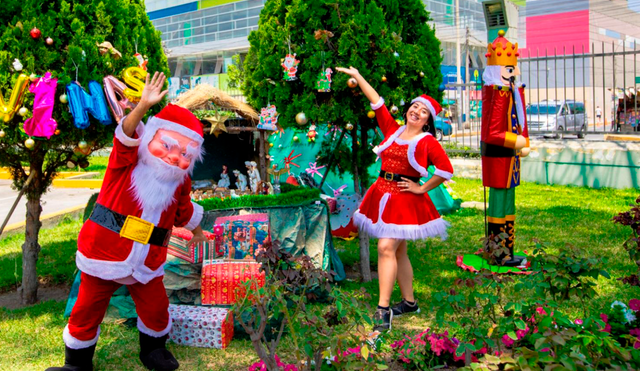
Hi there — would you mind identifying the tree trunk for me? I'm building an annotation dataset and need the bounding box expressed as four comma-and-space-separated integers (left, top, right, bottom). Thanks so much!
359, 230, 372, 282
350, 124, 360, 195
352, 121, 372, 282
21, 195, 42, 305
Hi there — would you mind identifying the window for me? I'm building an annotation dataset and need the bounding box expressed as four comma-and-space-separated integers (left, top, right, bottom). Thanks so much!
248, 7, 262, 17
236, 19, 248, 29
232, 10, 247, 20
219, 21, 233, 31
204, 16, 218, 25
218, 30, 233, 40
205, 25, 218, 34
218, 13, 232, 23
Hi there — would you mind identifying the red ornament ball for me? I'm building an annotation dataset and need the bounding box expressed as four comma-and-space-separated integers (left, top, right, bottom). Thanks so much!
30, 28, 41, 39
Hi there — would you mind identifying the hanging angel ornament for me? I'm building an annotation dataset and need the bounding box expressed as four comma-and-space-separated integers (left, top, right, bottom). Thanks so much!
316, 67, 333, 92
281, 53, 300, 81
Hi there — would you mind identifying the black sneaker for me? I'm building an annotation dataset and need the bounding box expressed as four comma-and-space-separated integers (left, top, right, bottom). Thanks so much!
372, 307, 393, 333
391, 299, 420, 317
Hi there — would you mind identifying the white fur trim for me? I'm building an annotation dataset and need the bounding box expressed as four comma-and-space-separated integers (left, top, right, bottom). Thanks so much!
433, 168, 453, 180
373, 126, 406, 156
371, 97, 385, 110
410, 97, 437, 119
184, 202, 204, 230
482, 65, 504, 86
353, 193, 449, 240
404, 132, 431, 178
64, 324, 100, 349
115, 120, 144, 147
137, 315, 172, 337
145, 116, 204, 146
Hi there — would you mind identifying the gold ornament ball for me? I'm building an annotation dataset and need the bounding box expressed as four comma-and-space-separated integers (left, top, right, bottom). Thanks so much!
381, 76, 387, 82
295, 112, 308, 125
66, 161, 75, 169
347, 78, 358, 88
269, 142, 274, 148
390, 105, 399, 115
396, 118, 405, 126
345, 123, 354, 131
419, 71, 425, 77
46, 37, 53, 45
78, 140, 88, 149
293, 135, 299, 142
25, 138, 35, 149
59, 94, 68, 104
18, 107, 28, 116
29, 73, 38, 82
367, 110, 376, 119
0, 130, 5, 138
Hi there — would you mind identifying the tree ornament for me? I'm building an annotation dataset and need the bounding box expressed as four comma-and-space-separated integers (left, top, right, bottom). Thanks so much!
394, 52, 400, 58
438, 84, 446, 93
79, 160, 90, 169
78, 140, 88, 149
46, 37, 53, 45
281, 53, 300, 81
295, 112, 307, 125
390, 105, 399, 115
396, 118, 405, 126
420, 71, 425, 77
258, 104, 278, 130
122, 67, 148, 103
307, 124, 317, 142
347, 78, 358, 88
18, 107, 28, 116
316, 68, 333, 92
0, 73, 29, 122
293, 135, 299, 142
0, 130, 5, 138
103, 75, 137, 123
66, 81, 113, 129
12, 59, 23, 71
25, 138, 35, 149
400, 99, 405, 106
367, 110, 376, 119
269, 142, 274, 148
345, 123, 354, 131
29, 73, 38, 82
25, 72, 58, 138
29, 27, 41, 39
59, 94, 68, 103
381, 76, 387, 82
54, 129, 60, 135
66, 161, 75, 169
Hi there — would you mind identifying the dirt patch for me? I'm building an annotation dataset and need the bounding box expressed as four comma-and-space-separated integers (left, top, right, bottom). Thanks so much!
0, 282, 70, 310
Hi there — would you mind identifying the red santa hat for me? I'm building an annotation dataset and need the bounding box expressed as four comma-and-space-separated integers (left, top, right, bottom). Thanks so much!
410, 94, 442, 119
145, 104, 204, 146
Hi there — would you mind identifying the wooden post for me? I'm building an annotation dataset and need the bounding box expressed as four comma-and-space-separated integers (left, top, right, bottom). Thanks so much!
257, 130, 267, 181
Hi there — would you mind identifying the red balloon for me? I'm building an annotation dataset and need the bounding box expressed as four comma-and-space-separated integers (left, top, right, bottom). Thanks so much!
30, 28, 41, 39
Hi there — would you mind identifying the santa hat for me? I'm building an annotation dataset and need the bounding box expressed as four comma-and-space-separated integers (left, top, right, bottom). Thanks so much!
410, 94, 442, 119
145, 104, 204, 146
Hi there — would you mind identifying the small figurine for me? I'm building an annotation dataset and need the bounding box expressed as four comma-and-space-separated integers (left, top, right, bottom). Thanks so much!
218, 165, 230, 188
234, 169, 248, 191
247, 161, 261, 193
281, 53, 300, 81
307, 124, 317, 142
316, 67, 333, 92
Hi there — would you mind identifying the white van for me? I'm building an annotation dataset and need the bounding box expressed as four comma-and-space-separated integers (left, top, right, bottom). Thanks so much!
526, 100, 588, 138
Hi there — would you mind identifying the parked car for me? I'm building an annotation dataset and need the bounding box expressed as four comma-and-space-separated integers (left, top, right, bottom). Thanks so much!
435, 113, 453, 141
526, 100, 588, 138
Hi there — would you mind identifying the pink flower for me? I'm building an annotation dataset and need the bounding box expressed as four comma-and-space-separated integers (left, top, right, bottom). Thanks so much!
282, 366, 298, 371
600, 313, 609, 323
630, 299, 640, 312
536, 307, 547, 315
501, 334, 514, 347
630, 328, 640, 336
575, 319, 583, 325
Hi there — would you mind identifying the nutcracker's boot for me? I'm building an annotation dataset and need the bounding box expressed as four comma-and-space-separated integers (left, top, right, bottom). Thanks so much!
501, 218, 524, 267
45, 344, 96, 371
139, 332, 179, 371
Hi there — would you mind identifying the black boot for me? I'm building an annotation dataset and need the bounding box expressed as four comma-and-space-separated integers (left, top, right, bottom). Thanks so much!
139, 332, 179, 371
45, 344, 96, 371
501, 219, 524, 267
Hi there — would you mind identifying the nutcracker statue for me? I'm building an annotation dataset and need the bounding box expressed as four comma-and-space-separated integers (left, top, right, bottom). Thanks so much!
481, 30, 530, 266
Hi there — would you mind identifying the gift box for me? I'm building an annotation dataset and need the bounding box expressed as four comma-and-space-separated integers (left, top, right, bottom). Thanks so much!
168, 304, 233, 349
168, 228, 216, 264
201, 260, 265, 305
215, 214, 270, 260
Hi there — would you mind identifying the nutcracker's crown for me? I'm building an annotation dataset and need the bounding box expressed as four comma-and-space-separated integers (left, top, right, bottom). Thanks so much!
485, 30, 519, 66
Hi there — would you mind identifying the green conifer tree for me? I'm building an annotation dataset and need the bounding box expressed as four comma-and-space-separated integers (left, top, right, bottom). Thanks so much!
0, 0, 168, 304
242, 0, 442, 193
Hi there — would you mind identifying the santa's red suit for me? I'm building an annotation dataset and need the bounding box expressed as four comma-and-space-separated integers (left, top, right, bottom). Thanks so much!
64, 104, 204, 350
353, 96, 454, 240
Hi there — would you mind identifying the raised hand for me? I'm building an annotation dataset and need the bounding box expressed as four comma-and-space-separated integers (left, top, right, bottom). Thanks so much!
140, 71, 168, 108
335, 66, 360, 77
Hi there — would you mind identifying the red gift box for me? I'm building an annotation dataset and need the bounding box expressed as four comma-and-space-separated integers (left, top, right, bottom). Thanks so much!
168, 228, 216, 263
201, 261, 265, 305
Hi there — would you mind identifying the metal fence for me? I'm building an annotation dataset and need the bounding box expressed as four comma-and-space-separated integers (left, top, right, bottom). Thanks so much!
443, 41, 640, 151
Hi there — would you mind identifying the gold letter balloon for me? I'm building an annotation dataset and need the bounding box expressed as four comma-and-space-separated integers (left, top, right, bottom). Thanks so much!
0, 74, 29, 122
122, 67, 148, 103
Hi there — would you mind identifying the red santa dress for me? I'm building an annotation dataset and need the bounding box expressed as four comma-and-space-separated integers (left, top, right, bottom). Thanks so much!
65, 105, 204, 349
353, 98, 453, 240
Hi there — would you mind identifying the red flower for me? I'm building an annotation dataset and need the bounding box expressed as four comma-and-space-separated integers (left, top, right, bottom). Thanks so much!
630, 299, 640, 312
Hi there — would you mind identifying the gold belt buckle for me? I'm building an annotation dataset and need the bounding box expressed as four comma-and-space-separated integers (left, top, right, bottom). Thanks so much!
384, 172, 394, 181
120, 215, 154, 244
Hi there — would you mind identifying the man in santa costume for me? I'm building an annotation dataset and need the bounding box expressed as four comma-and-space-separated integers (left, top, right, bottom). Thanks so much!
48, 72, 208, 371
481, 30, 530, 266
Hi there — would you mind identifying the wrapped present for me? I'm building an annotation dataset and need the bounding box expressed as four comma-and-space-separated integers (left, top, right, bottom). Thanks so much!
215, 213, 270, 260
168, 228, 216, 264
201, 260, 265, 305
168, 304, 233, 349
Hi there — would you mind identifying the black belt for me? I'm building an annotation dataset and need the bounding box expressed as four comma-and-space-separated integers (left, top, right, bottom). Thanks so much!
379, 170, 420, 183
89, 203, 172, 247
481, 141, 516, 158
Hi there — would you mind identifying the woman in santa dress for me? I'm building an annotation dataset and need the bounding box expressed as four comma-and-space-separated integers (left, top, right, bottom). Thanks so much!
336, 67, 454, 333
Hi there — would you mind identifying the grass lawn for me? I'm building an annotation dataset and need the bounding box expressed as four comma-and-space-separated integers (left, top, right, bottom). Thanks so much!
0, 179, 638, 370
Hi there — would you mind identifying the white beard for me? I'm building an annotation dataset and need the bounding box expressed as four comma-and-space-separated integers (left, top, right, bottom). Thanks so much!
129, 130, 191, 212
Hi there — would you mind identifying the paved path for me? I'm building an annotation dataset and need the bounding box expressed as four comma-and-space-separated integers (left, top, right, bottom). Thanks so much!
0, 180, 96, 233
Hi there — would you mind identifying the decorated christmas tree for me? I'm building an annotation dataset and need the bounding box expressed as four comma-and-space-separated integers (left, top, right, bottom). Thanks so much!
0, 0, 168, 304
242, 0, 443, 193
